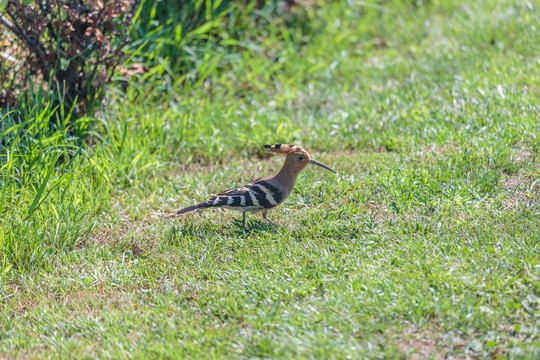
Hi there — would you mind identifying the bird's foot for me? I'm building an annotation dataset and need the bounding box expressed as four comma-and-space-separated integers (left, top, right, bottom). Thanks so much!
232, 212, 247, 230
232, 217, 246, 230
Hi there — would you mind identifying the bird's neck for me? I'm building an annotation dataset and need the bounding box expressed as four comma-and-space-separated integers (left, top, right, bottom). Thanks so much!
272, 158, 302, 193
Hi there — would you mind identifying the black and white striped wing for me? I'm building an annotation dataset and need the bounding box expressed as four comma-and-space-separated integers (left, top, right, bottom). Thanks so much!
178, 180, 285, 214
215, 182, 283, 211
246, 180, 285, 209
215, 186, 253, 208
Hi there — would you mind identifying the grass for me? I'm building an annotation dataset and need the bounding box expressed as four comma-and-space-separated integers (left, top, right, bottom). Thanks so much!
1, 0, 539, 358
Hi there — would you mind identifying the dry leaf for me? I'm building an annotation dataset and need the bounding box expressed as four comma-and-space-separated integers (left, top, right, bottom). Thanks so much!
95, 28, 104, 42
119, 63, 149, 76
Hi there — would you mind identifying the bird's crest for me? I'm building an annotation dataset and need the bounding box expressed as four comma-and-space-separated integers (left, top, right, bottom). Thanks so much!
263, 144, 310, 157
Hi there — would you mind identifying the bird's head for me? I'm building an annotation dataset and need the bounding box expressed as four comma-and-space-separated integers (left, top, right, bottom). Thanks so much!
263, 144, 337, 174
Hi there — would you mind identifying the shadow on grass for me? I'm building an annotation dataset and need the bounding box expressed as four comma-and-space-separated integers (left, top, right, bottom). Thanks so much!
229, 219, 277, 235
166, 219, 277, 244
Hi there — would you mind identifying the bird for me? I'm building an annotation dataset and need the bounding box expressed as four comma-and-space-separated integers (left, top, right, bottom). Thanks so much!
177, 144, 337, 229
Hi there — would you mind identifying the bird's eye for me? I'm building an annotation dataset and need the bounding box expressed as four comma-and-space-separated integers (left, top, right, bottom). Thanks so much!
298, 156, 304, 161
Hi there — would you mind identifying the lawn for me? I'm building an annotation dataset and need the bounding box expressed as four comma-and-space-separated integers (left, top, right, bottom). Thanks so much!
1, 0, 539, 358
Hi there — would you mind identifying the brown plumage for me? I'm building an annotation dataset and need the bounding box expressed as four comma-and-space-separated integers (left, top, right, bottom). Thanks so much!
177, 144, 337, 228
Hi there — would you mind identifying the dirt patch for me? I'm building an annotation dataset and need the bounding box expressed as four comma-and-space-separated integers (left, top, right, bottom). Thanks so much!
511, 147, 535, 163
84, 208, 169, 248
396, 327, 445, 359
502, 175, 539, 210
58, 288, 137, 316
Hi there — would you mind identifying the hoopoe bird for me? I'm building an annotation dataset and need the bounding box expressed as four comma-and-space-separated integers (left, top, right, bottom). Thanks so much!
177, 144, 337, 228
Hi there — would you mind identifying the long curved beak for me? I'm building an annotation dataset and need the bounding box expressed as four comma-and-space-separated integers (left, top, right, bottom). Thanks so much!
309, 159, 337, 174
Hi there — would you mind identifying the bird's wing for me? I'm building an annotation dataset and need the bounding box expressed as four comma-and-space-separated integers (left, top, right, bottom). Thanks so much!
217, 186, 252, 196
178, 186, 252, 214
178, 180, 285, 215
218, 180, 286, 209
248, 179, 285, 206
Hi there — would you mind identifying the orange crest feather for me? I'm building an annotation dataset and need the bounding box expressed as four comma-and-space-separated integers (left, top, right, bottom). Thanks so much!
263, 144, 310, 157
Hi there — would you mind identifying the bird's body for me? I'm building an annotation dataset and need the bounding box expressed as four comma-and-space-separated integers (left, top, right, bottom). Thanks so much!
178, 178, 286, 214
177, 144, 336, 228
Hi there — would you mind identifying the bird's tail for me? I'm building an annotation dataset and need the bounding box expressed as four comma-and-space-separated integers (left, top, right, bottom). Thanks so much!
177, 205, 197, 214
177, 201, 213, 214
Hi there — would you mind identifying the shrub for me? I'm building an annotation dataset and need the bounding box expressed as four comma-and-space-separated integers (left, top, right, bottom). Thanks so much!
0, 0, 140, 114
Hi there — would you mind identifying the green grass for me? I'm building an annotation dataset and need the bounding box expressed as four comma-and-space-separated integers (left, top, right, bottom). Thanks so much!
1, 0, 539, 358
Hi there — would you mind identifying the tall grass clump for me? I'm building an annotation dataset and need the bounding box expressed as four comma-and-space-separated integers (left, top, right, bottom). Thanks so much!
0, 96, 96, 275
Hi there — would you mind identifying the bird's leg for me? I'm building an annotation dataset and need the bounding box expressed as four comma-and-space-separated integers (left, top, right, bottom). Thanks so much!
234, 212, 246, 229
261, 211, 276, 226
